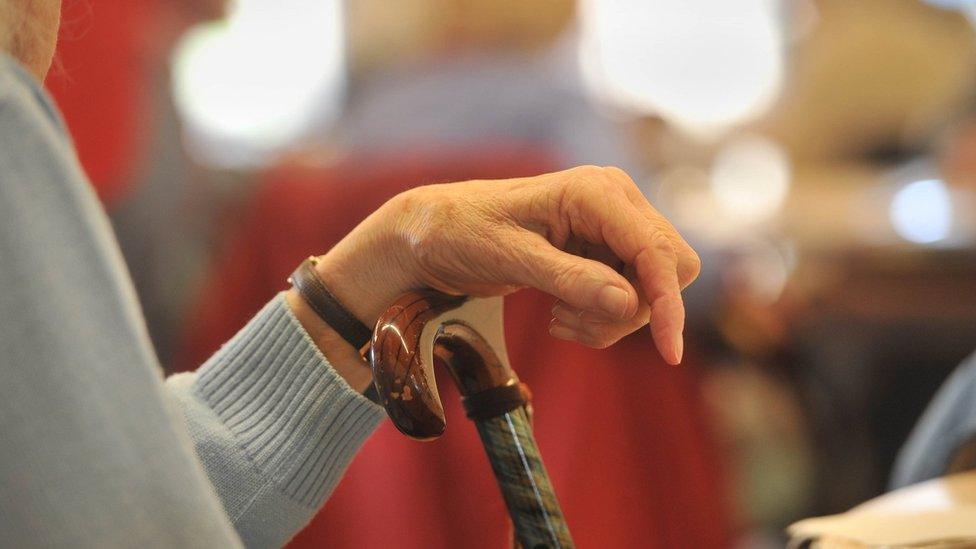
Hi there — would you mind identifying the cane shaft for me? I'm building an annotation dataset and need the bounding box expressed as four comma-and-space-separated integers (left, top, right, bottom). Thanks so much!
475, 407, 573, 549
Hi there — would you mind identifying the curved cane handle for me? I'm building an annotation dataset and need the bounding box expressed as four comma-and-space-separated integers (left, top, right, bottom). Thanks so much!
369, 292, 513, 439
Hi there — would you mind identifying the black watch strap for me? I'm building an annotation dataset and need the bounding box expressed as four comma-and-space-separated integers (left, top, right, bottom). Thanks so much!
289, 256, 373, 351
289, 257, 381, 402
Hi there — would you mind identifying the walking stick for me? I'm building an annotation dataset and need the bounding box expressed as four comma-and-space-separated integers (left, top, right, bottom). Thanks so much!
368, 291, 575, 549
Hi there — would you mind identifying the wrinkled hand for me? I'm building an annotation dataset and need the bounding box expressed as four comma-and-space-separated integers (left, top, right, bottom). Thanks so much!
315, 165, 700, 365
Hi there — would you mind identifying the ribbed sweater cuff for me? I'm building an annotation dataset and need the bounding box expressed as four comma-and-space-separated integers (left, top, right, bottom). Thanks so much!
193, 292, 385, 507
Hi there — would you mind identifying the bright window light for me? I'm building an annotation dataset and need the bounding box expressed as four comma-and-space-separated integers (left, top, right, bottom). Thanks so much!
172, 0, 345, 167
579, 0, 785, 134
889, 179, 953, 244
710, 134, 791, 225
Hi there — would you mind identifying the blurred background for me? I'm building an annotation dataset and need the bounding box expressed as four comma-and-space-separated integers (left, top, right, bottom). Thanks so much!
45, 0, 976, 546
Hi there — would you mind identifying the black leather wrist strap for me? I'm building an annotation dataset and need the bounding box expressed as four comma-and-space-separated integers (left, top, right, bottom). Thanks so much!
288, 256, 373, 351
289, 257, 379, 402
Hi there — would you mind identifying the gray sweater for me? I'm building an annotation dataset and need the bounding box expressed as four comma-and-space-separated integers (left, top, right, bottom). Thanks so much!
0, 53, 385, 547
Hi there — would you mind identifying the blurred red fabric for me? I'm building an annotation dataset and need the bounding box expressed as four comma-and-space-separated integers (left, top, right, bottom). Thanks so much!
177, 146, 733, 548
45, 1, 155, 207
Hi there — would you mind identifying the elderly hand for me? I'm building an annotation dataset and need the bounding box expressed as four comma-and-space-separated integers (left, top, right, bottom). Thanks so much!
306, 165, 700, 366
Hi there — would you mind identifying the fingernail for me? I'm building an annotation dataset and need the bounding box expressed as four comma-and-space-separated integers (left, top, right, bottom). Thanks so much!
549, 323, 578, 341
672, 334, 684, 365
597, 286, 630, 318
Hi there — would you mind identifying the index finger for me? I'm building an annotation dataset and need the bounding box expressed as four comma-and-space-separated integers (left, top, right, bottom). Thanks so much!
562, 174, 686, 364
607, 207, 685, 365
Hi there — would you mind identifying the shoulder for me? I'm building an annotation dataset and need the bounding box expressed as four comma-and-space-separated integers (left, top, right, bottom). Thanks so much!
0, 51, 70, 141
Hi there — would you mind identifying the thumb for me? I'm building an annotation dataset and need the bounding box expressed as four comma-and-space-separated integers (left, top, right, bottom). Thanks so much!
507, 231, 638, 319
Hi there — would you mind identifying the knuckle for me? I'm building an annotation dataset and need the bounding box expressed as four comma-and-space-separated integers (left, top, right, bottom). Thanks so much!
649, 230, 678, 259
552, 262, 588, 294
566, 165, 614, 193
603, 165, 634, 186
685, 249, 703, 281
569, 164, 605, 180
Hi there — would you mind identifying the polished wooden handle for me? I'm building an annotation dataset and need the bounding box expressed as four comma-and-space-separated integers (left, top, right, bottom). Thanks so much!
368, 291, 574, 548
368, 291, 467, 439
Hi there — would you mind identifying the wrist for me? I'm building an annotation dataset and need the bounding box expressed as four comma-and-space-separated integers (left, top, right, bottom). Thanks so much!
313, 197, 422, 328
285, 288, 374, 393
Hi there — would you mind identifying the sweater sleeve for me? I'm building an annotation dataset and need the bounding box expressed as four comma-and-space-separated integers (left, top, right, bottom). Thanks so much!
165, 294, 385, 547
0, 50, 384, 549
